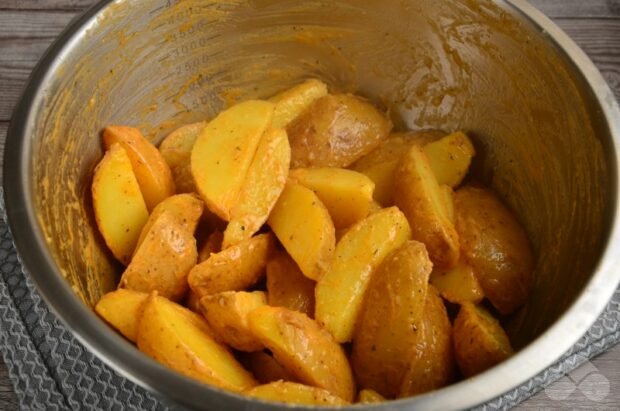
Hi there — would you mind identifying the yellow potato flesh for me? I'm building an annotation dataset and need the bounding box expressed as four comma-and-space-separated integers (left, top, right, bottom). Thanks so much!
269, 79, 328, 128
92, 143, 149, 265
268, 183, 335, 281
315, 207, 411, 343
248, 306, 355, 402
266, 251, 315, 317
191, 100, 274, 220
289, 168, 374, 229
95, 289, 148, 342
223, 128, 290, 248
430, 262, 484, 305
357, 389, 386, 404
137, 294, 257, 391
159, 121, 207, 193
103, 126, 175, 211
246, 381, 348, 406
423, 131, 475, 188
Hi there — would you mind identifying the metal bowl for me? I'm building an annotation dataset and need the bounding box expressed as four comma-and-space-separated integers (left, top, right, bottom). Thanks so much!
4, 0, 620, 409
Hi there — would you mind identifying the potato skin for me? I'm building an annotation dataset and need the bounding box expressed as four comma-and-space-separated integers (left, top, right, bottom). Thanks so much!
452, 303, 514, 377
455, 185, 533, 314
357, 389, 386, 404
245, 381, 348, 406
159, 121, 206, 193
287, 94, 391, 169
243, 351, 295, 384
266, 251, 315, 317
423, 131, 475, 188
430, 261, 484, 305
351, 240, 432, 398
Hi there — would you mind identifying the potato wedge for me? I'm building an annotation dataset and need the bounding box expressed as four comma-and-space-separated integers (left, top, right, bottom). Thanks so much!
351, 241, 432, 398
137, 294, 257, 391
103, 126, 175, 211
191, 100, 274, 220
430, 262, 484, 305
315, 207, 411, 343
289, 168, 374, 229
399, 286, 455, 397
246, 381, 347, 406
120, 207, 198, 301
223, 127, 290, 248
248, 306, 355, 402
243, 351, 295, 384
200, 291, 267, 352
452, 303, 514, 377
455, 186, 533, 314
266, 251, 315, 317
198, 230, 223, 263
357, 389, 385, 404
287, 94, 391, 168
92, 143, 149, 265
440, 185, 455, 223
185, 290, 202, 313
269, 79, 328, 128
188, 233, 273, 297
394, 145, 460, 268
423, 131, 475, 188
159, 121, 206, 193
95, 289, 148, 342
268, 183, 335, 281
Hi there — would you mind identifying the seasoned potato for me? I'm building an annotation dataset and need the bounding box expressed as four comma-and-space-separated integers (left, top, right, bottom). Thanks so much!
191, 100, 274, 220
137, 294, 257, 391
223, 128, 290, 248
198, 230, 223, 263
103, 126, 175, 211
452, 303, 514, 377
289, 168, 374, 229
248, 306, 355, 402
430, 262, 484, 305
399, 286, 454, 397
440, 185, 455, 223
351, 241, 432, 398
287, 94, 391, 168
243, 351, 295, 384
246, 381, 347, 406
159, 121, 206, 193
92, 143, 149, 265
357, 389, 386, 404
266, 251, 315, 317
95, 289, 148, 342
315, 207, 411, 343
188, 233, 273, 297
455, 186, 533, 314
423, 131, 475, 188
268, 183, 335, 280
185, 290, 202, 313
200, 291, 267, 352
270, 79, 328, 128
394, 145, 460, 268
119, 207, 199, 301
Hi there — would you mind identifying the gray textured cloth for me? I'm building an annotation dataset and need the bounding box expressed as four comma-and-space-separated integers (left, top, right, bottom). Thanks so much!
0, 190, 618, 410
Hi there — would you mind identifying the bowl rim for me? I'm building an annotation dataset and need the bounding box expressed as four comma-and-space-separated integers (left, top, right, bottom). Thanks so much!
4, 0, 620, 410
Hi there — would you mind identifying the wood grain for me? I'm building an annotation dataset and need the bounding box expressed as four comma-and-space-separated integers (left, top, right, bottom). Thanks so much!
528, 0, 620, 18
0, 0, 95, 11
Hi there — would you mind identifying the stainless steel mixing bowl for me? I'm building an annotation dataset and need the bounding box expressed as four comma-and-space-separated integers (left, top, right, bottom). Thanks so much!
4, 0, 620, 409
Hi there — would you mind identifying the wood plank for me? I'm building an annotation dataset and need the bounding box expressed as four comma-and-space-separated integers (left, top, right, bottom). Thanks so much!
0, 0, 96, 11
0, 358, 17, 411
528, 0, 620, 19
0, 122, 6, 186
0, 11, 76, 39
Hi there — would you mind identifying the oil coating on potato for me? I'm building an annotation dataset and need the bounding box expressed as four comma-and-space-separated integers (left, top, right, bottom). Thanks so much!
287, 94, 392, 169
430, 261, 485, 305
269, 79, 328, 128
423, 131, 475, 188
159, 121, 207, 193
245, 381, 348, 406
266, 251, 316, 317
95, 289, 148, 342
357, 389, 386, 404
452, 303, 514, 377
248, 306, 355, 402
351, 240, 432, 398
455, 185, 533, 314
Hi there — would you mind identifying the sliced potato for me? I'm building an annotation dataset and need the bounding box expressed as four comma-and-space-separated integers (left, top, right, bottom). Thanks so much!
430, 262, 484, 305
440, 185, 455, 223
423, 131, 475, 188
200, 291, 267, 352
287, 94, 391, 168
351, 241, 432, 398
357, 389, 386, 404
191, 100, 274, 220
315, 207, 411, 343
243, 351, 295, 384
188, 233, 273, 297
103, 125, 175, 211
268, 183, 335, 280
248, 306, 355, 402
266, 251, 315, 317
223, 127, 290, 248
452, 303, 514, 377
246, 381, 347, 406
270, 79, 328, 128
92, 143, 149, 265
393, 145, 460, 268
159, 121, 206, 193
399, 286, 454, 397
137, 294, 257, 391
185, 290, 202, 313
289, 168, 374, 229
198, 230, 223, 263
455, 186, 533, 314
95, 289, 148, 342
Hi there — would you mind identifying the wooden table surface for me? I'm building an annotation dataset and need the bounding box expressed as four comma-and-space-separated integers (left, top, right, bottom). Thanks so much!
1, 0, 619, 409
